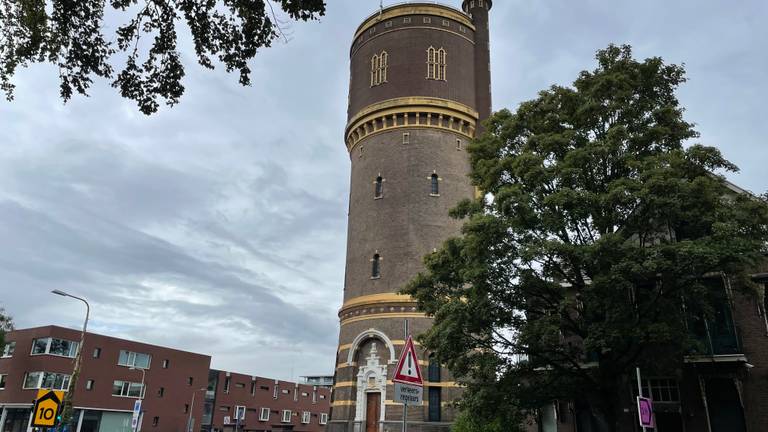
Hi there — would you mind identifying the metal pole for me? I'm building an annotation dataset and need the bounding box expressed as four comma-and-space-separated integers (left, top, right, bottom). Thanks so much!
50, 291, 89, 431
636, 367, 646, 432
402, 319, 408, 432
187, 391, 196, 432
130, 368, 145, 432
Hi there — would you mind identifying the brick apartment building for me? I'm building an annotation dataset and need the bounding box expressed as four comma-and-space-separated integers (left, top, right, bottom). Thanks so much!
0, 326, 329, 432
529, 269, 768, 432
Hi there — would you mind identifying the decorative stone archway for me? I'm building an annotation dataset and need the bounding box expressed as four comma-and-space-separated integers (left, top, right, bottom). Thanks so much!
354, 343, 387, 432
347, 328, 397, 365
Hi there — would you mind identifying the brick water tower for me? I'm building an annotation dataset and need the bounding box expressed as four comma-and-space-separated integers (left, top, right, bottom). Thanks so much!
329, 1, 492, 431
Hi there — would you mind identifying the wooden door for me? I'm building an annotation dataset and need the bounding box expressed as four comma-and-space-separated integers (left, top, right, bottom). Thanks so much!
366, 392, 381, 432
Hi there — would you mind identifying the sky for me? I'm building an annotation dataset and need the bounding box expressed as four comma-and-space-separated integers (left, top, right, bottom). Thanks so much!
0, 0, 766, 380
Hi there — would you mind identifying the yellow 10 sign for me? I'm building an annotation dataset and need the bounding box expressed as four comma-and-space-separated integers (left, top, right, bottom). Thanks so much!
32, 389, 65, 427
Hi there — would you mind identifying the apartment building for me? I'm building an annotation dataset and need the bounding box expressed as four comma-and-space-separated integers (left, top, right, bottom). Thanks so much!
0, 326, 330, 432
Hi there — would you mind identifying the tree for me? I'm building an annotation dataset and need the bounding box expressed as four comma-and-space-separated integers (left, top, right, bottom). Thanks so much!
0, 0, 325, 114
0, 307, 14, 350
405, 45, 768, 430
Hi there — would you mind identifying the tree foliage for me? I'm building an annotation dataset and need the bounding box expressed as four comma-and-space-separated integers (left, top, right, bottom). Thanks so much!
405, 45, 768, 429
0, 307, 14, 350
0, 0, 325, 114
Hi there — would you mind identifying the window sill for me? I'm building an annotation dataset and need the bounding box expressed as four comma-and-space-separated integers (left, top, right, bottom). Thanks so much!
430, 194, 440, 197
374, 196, 383, 200
370, 276, 381, 280
112, 394, 142, 399
30, 353, 77, 359
118, 364, 150, 370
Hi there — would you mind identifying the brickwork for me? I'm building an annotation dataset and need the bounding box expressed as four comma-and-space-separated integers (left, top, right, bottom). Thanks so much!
331, 2, 492, 431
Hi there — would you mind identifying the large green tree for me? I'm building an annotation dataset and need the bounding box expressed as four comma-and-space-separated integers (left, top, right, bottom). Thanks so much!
0, 0, 325, 114
405, 45, 768, 430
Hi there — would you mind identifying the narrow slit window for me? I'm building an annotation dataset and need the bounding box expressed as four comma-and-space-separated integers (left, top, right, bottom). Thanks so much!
374, 176, 384, 199
402, 132, 410, 145
371, 254, 381, 279
431, 173, 440, 196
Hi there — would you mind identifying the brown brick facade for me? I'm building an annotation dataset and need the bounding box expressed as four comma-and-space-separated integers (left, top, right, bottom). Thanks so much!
330, 2, 492, 432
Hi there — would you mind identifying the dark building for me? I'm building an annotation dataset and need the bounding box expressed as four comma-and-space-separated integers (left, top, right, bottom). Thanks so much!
0, 326, 330, 432
526, 186, 768, 432
329, 2, 492, 431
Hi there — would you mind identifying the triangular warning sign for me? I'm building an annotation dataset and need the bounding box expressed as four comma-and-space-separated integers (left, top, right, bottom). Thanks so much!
393, 336, 423, 386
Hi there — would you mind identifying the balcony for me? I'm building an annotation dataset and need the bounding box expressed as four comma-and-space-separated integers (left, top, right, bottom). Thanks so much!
685, 280, 746, 363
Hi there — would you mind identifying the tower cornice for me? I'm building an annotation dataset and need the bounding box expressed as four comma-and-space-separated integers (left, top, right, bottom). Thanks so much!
345, 97, 479, 151
354, 3, 474, 41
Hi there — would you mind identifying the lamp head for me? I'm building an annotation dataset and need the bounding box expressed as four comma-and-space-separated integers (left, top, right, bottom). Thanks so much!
51, 289, 68, 296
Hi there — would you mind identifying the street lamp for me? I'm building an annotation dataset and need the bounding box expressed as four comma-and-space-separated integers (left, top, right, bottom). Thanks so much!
129, 367, 146, 432
51, 290, 90, 429
187, 387, 207, 432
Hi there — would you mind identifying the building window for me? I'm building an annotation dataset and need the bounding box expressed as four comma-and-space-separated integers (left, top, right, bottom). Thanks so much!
152, 417, 159, 427
374, 176, 384, 199
118, 350, 151, 369
371, 253, 381, 279
403, 132, 410, 145
312, 390, 317, 404
184, 404, 190, 414
403, 17, 411, 23
224, 377, 231, 393
1, 341, 15, 358
370, 51, 388, 86
320, 413, 328, 425
235, 382, 245, 389
385, 20, 392, 28
634, 378, 680, 403
158, 387, 165, 397
428, 354, 441, 382
456, 139, 463, 150
273, 385, 278, 399
235, 406, 246, 421
301, 411, 311, 424
86, 379, 94, 391
251, 381, 257, 396
281, 410, 291, 423
188, 377, 194, 386
0, 374, 6, 390
92, 348, 101, 358
162, 359, 169, 369
260, 407, 270, 421
426, 47, 447, 81
442, 19, 450, 27
423, 17, 431, 23
31, 338, 79, 358
428, 387, 442, 421
282, 389, 290, 394
23, 371, 71, 391
430, 173, 440, 196
112, 380, 145, 398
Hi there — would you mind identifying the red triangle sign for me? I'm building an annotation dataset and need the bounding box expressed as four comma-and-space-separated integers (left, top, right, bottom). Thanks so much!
393, 336, 423, 386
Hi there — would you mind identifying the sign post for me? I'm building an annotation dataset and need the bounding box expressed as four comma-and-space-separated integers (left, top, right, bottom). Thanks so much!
636, 367, 654, 430
32, 389, 65, 428
394, 321, 423, 432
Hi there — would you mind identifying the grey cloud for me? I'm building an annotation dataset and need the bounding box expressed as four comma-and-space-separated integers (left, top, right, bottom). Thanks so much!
0, 0, 765, 379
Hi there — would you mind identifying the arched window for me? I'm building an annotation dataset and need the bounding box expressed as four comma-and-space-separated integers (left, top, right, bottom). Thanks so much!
370, 54, 379, 87
427, 47, 446, 81
374, 176, 383, 199
379, 51, 388, 84
426, 47, 436, 79
430, 173, 440, 196
371, 51, 388, 86
371, 254, 381, 278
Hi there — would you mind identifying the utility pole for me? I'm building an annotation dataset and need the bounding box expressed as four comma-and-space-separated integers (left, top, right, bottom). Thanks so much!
51, 290, 90, 432
402, 319, 408, 432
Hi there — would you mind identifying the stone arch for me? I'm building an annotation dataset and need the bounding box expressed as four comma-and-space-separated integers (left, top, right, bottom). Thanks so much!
347, 328, 396, 365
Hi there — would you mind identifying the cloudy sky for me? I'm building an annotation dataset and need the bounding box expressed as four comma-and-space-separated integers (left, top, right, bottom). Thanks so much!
1, 0, 766, 380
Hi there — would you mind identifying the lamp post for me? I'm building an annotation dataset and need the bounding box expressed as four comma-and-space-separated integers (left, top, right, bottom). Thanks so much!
129, 367, 146, 432
51, 289, 90, 430
186, 388, 207, 432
